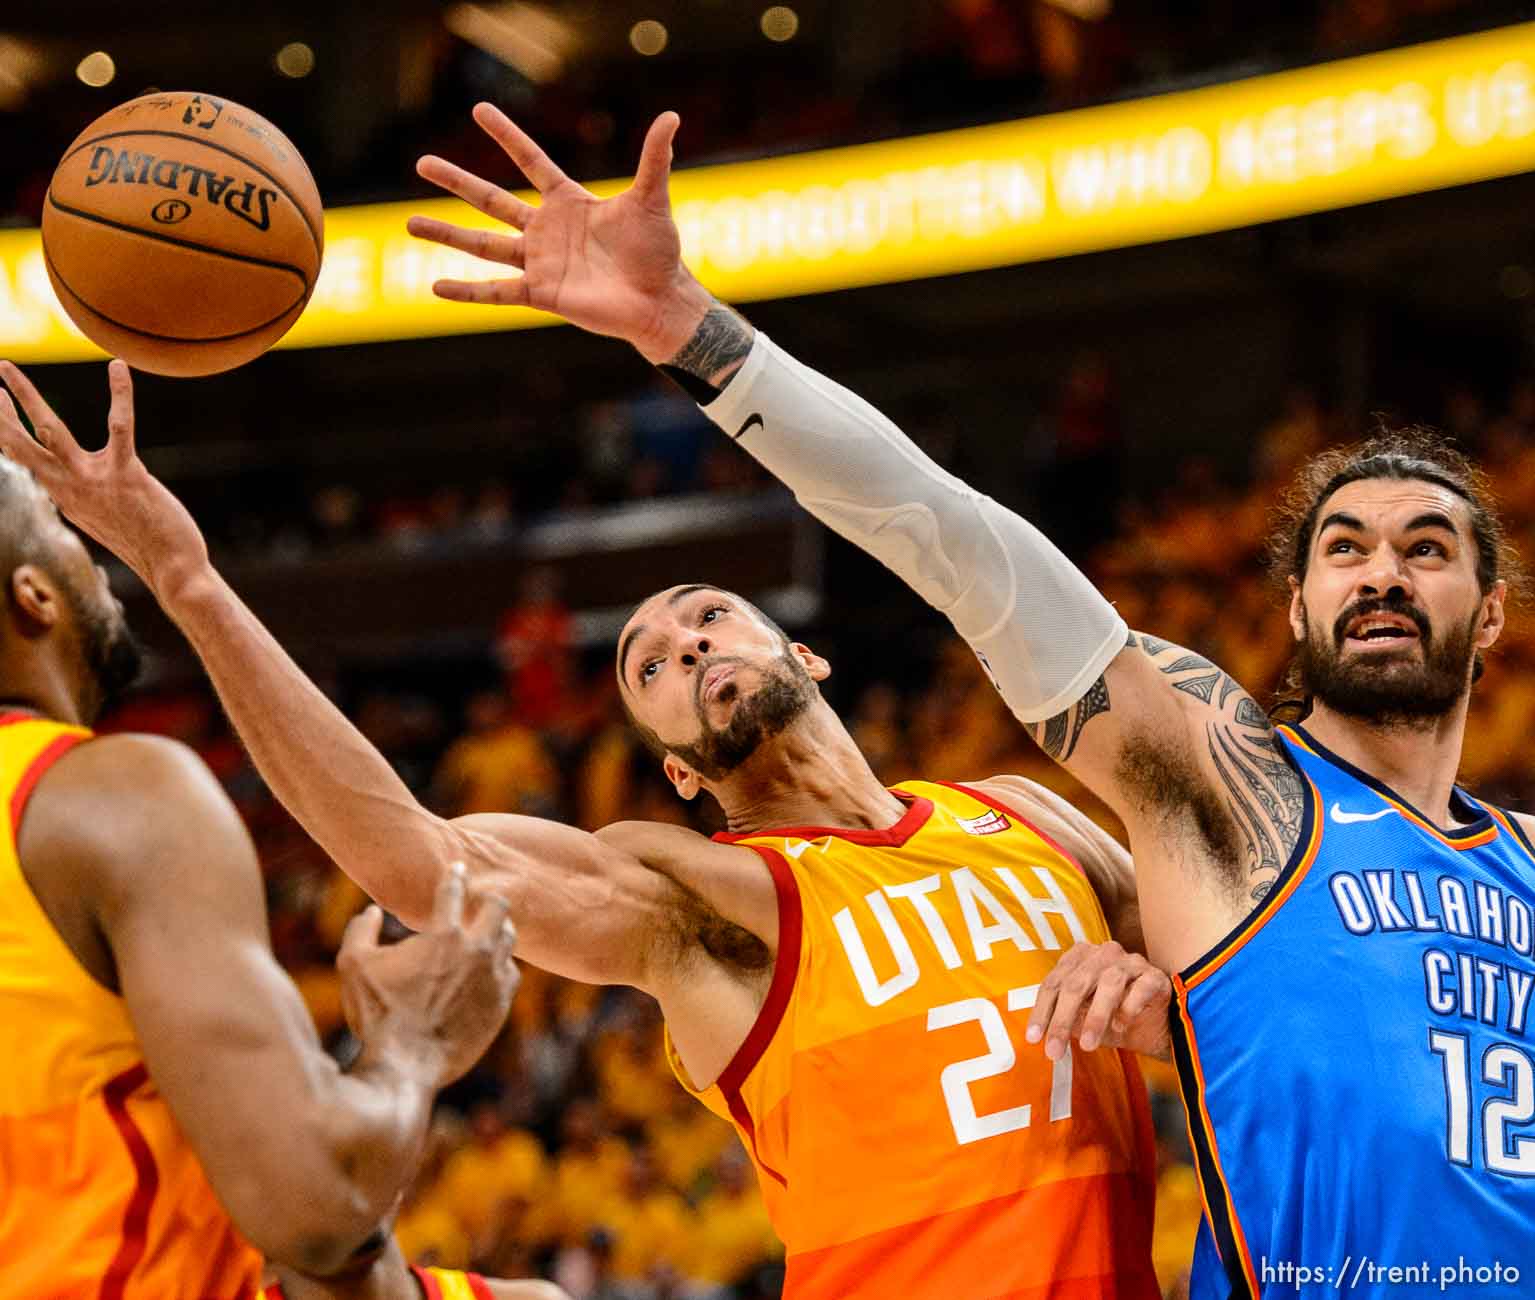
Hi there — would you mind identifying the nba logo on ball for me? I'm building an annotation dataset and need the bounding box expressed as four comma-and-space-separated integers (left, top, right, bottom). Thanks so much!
41, 91, 324, 377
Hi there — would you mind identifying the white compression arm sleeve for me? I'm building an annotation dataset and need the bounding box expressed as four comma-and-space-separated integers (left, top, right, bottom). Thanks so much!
701, 332, 1127, 724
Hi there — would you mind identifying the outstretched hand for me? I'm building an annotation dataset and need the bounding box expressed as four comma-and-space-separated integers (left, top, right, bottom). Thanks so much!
0, 360, 210, 599
407, 104, 713, 363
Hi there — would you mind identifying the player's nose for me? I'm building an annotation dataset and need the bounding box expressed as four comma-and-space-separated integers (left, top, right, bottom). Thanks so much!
1356, 541, 1413, 597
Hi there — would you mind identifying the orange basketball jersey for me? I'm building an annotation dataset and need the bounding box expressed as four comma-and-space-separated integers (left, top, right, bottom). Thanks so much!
0, 714, 262, 1299
665, 780, 1158, 1300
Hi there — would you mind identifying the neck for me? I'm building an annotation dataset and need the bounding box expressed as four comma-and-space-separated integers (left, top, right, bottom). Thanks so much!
1301, 695, 1471, 826
709, 702, 906, 835
0, 655, 87, 727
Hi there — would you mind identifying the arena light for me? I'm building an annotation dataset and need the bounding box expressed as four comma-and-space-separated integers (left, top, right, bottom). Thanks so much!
1043, 0, 1112, 19
275, 42, 316, 80
629, 20, 668, 57
0, 35, 46, 110
75, 51, 115, 88
761, 7, 800, 42
444, 3, 571, 85
3, 20, 1535, 362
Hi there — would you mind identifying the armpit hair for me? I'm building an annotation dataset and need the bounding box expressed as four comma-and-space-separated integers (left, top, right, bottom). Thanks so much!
1115, 725, 1247, 890
653, 887, 773, 975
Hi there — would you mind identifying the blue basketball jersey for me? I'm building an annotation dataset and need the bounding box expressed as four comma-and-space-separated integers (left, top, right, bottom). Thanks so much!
1174, 723, 1535, 1299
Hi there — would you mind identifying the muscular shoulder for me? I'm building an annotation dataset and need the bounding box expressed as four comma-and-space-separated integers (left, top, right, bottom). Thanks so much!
596, 819, 778, 960
967, 775, 1125, 872
968, 773, 1141, 948
25, 732, 255, 907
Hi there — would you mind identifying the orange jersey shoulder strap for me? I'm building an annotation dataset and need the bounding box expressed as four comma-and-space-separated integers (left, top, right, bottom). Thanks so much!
413, 1265, 496, 1300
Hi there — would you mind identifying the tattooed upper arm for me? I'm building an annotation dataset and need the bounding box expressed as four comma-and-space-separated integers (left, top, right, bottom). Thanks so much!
1124, 634, 1307, 901
1033, 671, 1112, 763
1027, 631, 1308, 903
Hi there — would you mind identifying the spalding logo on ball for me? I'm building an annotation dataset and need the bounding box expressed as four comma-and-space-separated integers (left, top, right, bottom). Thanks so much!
42, 92, 324, 377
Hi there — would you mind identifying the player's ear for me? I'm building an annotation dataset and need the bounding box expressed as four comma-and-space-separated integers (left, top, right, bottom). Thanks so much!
1477, 579, 1507, 650
791, 642, 830, 682
1287, 576, 1305, 643
663, 754, 701, 801
8, 564, 60, 634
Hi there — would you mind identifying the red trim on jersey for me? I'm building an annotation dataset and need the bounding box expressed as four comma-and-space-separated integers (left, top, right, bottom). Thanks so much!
411, 1266, 446, 1300
712, 793, 933, 848
98, 1063, 158, 1300
708, 842, 800, 1189
465, 1272, 496, 1300
0, 710, 39, 728
717, 844, 801, 1094
10, 731, 87, 835
937, 781, 1088, 879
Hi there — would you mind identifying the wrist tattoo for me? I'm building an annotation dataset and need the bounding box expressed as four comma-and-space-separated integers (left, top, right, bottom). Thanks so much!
668, 304, 754, 383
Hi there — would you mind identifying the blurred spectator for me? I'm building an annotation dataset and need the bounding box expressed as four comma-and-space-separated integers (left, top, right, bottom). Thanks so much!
434, 1102, 550, 1243
686, 1148, 781, 1294
597, 1148, 694, 1288
850, 682, 907, 785
497, 567, 577, 730
432, 690, 561, 817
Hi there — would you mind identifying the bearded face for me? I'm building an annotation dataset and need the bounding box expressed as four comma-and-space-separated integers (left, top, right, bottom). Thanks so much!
57, 563, 143, 720
1290, 477, 1504, 729
1295, 591, 1480, 725
663, 651, 817, 780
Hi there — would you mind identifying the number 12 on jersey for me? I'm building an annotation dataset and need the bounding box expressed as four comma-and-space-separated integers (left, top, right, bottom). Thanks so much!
1430, 1028, 1535, 1175
928, 983, 1073, 1146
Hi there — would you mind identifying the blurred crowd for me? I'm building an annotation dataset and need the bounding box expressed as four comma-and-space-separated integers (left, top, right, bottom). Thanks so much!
178, 381, 768, 568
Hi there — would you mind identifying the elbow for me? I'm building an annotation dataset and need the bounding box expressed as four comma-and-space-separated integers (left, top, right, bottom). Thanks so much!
218, 1123, 393, 1275
247, 1187, 386, 1277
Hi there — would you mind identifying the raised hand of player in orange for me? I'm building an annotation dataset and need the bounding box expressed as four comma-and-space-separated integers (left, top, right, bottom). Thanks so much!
1023, 939, 1172, 1062
0, 359, 210, 602
407, 104, 713, 364
338, 862, 520, 1087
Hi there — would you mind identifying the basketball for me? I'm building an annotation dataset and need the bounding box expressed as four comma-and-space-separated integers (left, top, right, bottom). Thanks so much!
41, 91, 323, 378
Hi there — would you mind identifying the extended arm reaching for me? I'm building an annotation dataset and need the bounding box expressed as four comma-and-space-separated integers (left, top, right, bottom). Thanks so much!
399, 103, 1124, 723
395, 105, 1308, 967
696, 327, 1128, 723
0, 361, 772, 996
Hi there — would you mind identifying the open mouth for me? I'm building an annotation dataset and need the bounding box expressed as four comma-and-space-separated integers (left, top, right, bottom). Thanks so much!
1341, 614, 1422, 649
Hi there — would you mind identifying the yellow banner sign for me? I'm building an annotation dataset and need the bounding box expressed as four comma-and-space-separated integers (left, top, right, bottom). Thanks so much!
3, 21, 1533, 363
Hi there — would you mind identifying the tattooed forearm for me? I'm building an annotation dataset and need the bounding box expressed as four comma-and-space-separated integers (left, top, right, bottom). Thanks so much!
667, 304, 755, 384
1032, 673, 1111, 762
